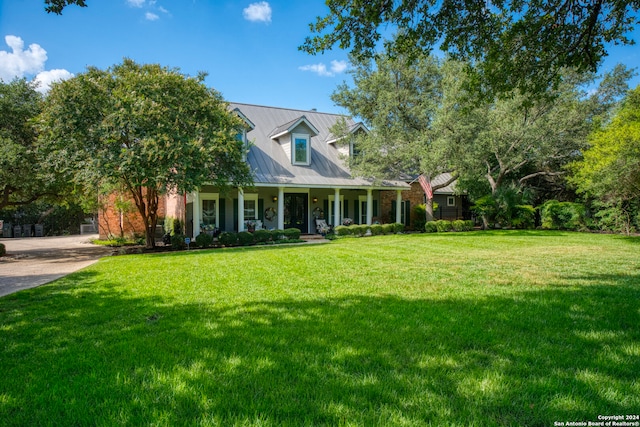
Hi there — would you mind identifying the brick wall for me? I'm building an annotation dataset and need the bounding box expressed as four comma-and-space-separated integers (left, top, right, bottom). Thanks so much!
98, 192, 167, 239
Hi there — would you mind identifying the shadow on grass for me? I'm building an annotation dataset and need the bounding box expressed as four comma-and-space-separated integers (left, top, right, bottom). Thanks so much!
0, 272, 639, 426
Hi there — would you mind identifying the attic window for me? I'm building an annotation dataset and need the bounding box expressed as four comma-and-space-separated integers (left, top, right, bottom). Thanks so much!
292, 133, 310, 165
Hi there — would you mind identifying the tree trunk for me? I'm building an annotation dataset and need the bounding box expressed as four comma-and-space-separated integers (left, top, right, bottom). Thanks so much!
425, 197, 434, 223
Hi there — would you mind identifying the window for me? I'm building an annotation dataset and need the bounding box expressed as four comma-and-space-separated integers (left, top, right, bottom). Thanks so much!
244, 193, 258, 220
200, 193, 219, 231
292, 133, 310, 165
447, 196, 456, 207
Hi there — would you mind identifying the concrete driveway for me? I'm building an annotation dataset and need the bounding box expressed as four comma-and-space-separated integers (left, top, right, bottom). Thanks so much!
0, 234, 112, 298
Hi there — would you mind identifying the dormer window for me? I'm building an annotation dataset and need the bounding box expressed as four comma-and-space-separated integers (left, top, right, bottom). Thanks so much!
270, 115, 318, 167
293, 133, 310, 165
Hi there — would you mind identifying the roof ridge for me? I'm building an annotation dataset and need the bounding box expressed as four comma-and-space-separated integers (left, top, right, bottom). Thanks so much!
229, 101, 346, 117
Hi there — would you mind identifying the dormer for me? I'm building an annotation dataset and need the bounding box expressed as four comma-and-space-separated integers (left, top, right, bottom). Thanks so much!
232, 108, 256, 161
269, 115, 319, 166
325, 121, 368, 158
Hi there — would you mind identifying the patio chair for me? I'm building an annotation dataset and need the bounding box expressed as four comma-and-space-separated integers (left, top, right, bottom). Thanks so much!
314, 218, 332, 235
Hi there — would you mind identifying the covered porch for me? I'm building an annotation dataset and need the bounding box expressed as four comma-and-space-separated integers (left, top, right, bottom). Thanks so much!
185, 183, 408, 238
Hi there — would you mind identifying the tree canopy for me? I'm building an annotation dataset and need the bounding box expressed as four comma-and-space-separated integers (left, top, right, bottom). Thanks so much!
302, 0, 640, 97
331, 51, 633, 225
44, 0, 86, 14
39, 59, 253, 247
569, 85, 640, 233
0, 79, 69, 211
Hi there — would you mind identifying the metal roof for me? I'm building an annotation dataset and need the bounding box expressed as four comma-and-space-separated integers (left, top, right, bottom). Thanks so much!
229, 103, 409, 190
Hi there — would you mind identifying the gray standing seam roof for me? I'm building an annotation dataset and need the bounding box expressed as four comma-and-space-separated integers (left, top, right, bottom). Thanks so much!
229, 103, 409, 189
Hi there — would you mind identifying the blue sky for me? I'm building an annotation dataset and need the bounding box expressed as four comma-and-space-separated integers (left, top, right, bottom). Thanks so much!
0, 0, 352, 113
1, 0, 640, 115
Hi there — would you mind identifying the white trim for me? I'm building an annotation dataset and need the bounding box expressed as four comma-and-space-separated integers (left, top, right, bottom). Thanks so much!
243, 193, 259, 220
447, 196, 456, 207
292, 132, 311, 165
200, 192, 219, 232
329, 193, 343, 227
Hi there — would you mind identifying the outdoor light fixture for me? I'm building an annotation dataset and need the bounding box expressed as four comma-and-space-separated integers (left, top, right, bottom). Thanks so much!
272, 196, 278, 202
312, 197, 318, 203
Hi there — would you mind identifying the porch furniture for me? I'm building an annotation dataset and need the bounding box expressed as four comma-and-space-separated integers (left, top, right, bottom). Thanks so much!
315, 218, 331, 235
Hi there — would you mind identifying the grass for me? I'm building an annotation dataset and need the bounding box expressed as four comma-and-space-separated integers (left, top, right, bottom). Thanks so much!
1, 230, 639, 426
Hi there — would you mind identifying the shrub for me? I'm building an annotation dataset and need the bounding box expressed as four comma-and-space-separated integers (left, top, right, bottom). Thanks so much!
464, 220, 475, 231
513, 205, 536, 229
219, 231, 238, 246
382, 223, 394, 234
452, 220, 466, 232
435, 220, 453, 232
0, 243, 5, 257
370, 224, 383, 235
540, 200, 586, 230
238, 231, 255, 246
425, 221, 438, 233
284, 228, 301, 240
171, 233, 187, 250
270, 229, 286, 241
413, 204, 427, 232
195, 232, 214, 248
334, 225, 350, 236
392, 222, 405, 233
253, 229, 271, 243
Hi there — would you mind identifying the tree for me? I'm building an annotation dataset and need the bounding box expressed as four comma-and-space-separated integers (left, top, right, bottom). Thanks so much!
331, 53, 457, 221
44, 0, 86, 14
301, 0, 640, 98
569, 86, 640, 234
39, 59, 253, 248
437, 66, 593, 198
0, 79, 68, 211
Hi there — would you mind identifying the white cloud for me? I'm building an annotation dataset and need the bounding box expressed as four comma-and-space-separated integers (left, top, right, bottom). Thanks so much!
299, 63, 331, 77
299, 60, 349, 77
0, 35, 72, 93
126, 0, 146, 7
243, 2, 272, 23
0, 35, 47, 82
330, 60, 348, 74
33, 69, 74, 94
145, 12, 160, 21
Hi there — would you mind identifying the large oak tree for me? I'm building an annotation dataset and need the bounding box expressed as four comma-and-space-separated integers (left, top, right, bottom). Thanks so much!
302, 0, 639, 98
39, 59, 252, 248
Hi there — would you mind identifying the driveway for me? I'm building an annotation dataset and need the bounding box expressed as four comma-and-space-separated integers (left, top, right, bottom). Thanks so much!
0, 234, 112, 298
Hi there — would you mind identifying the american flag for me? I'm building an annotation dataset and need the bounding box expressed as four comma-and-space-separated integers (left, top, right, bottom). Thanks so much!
418, 174, 433, 200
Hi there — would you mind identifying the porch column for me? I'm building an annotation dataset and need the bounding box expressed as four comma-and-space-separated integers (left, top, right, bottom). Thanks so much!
366, 188, 373, 225
334, 188, 341, 226
277, 187, 284, 230
396, 190, 402, 224
192, 191, 201, 238
238, 187, 245, 231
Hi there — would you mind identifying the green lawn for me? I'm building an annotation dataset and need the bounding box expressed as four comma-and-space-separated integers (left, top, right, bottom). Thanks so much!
1, 231, 639, 426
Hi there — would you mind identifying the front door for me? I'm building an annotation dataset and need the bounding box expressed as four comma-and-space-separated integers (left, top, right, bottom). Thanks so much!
284, 193, 308, 231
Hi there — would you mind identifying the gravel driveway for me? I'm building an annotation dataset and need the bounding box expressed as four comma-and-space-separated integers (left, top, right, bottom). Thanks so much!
0, 234, 112, 298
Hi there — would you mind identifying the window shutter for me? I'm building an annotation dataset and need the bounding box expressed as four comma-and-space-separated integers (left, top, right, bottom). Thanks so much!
323, 200, 329, 220
233, 199, 238, 231
353, 200, 359, 223
258, 199, 264, 221
405, 201, 411, 226
219, 198, 226, 231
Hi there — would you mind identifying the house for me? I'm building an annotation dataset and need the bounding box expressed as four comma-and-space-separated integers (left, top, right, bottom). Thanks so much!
99, 103, 411, 239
